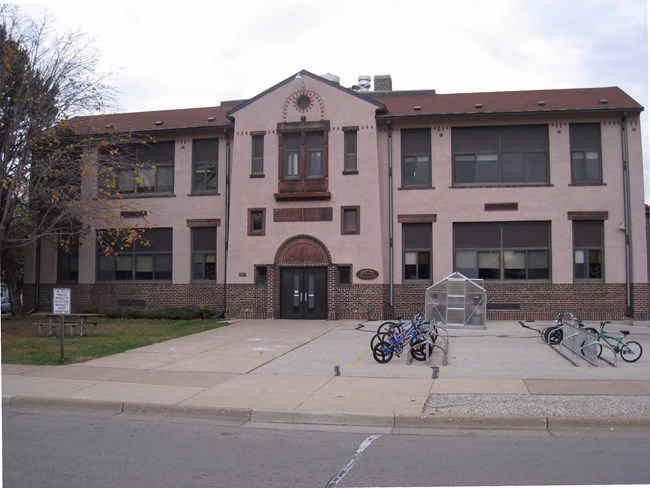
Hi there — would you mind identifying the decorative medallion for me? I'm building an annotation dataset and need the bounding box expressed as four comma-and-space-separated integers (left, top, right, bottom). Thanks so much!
282, 90, 325, 121
356, 268, 379, 280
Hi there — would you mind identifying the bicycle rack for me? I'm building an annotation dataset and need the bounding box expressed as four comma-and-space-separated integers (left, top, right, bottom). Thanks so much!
597, 341, 618, 367
548, 322, 604, 367
407, 324, 449, 366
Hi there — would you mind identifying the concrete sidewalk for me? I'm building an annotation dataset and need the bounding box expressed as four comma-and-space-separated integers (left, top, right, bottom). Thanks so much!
3, 319, 650, 431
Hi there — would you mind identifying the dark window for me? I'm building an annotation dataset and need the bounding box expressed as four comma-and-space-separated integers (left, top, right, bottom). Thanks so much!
454, 222, 550, 280
341, 206, 360, 235
570, 124, 602, 184
192, 227, 216, 281
251, 134, 264, 176
344, 130, 357, 172
192, 138, 218, 193
452, 126, 548, 184
403, 223, 432, 281
96, 228, 173, 281
256, 266, 268, 287
401, 128, 431, 187
338, 265, 351, 285
57, 236, 79, 283
103, 141, 175, 195
573, 220, 603, 280
248, 209, 265, 236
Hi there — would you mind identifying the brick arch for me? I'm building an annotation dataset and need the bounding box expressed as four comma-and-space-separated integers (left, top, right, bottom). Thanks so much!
274, 234, 332, 266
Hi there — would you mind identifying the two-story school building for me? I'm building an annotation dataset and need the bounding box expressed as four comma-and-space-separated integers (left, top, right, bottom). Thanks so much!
23, 70, 648, 321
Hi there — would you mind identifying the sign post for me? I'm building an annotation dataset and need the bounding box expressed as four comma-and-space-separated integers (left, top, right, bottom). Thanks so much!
53, 288, 71, 361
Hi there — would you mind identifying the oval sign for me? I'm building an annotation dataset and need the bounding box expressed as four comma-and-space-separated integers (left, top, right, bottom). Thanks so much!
356, 268, 379, 280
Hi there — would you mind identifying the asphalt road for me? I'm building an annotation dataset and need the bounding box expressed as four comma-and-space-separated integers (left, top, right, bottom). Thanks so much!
4, 407, 650, 488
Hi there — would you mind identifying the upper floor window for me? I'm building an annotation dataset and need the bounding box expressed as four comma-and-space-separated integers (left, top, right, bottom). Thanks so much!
573, 220, 603, 280
103, 141, 175, 195
454, 221, 550, 281
248, 208, 266, 236
570, 124, 602, 184
401, 128, 431, 188
277, 121, 330, 199
192, 138, 218, 194
251, 134, 265, 176
96, 228, 173, 281
452, 126, 548, 185
343, 129, 358, 173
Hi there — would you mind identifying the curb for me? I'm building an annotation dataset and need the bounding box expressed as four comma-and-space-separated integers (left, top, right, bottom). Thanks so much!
5, 396, 650, 431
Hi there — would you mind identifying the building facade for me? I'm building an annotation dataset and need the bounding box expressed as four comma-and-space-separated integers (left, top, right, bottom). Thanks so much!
23, 70, 648, 321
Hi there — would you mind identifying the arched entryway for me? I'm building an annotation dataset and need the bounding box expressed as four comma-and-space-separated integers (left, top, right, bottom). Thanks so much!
274, 235, 332, 319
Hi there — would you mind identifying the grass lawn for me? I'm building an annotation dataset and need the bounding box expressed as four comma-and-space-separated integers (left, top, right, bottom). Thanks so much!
1, 316, 228, 365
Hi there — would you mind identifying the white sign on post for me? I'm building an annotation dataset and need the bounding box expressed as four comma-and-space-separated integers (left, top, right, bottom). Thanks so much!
53, 288, 71, 315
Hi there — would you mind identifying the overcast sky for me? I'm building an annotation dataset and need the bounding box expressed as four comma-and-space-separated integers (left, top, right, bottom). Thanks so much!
16, 0, 650, 200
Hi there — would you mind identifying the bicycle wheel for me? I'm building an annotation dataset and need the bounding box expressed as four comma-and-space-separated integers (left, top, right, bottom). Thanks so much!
548, 328, 563, 345
620, 340, 643, 363
372, 341, 394, 364
410, 339, 433, 361
377, 321, 398, 335
423, 322, 438, 344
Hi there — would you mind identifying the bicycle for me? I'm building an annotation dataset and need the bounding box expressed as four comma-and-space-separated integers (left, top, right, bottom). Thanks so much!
370, 313, 437, 351
371, 314, 436, 363
585, 321, 643, 363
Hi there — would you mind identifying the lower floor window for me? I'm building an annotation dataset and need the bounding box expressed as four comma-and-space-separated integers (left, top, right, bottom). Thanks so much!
403, 223, 432, 281
454, 221, 550, 281
573, 220, 603, 280
192, 227, 217, 281
97, 228, 173, 281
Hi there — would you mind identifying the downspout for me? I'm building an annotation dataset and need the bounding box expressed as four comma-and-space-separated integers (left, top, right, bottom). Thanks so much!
35, 238, 41, 311
387, 121, 394, 310
620, 112, 633, 316
223, 130, 232, 318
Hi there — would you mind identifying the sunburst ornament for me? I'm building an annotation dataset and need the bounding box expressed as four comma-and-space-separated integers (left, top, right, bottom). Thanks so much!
282, 90, 325, 121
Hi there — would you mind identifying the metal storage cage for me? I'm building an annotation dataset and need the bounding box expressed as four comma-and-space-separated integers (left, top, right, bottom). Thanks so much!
425, 272, 487, 329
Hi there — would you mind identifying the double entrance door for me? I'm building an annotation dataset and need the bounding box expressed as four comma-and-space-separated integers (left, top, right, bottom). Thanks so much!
280, 267, 327, 319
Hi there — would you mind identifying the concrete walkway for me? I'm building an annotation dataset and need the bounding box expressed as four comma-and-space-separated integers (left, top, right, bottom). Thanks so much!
3, 319, 650, 431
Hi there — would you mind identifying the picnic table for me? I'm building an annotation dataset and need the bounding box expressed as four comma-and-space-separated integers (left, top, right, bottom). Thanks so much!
32, 313, 104, 338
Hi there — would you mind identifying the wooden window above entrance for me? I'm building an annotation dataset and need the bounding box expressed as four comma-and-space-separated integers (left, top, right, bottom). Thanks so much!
275, 121, 330, 201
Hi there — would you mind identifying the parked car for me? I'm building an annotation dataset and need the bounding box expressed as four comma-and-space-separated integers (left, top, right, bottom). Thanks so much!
1, 296, 11, 314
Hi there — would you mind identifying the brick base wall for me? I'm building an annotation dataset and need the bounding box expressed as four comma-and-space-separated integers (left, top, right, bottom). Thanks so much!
22, 281, 650, 322
23, 283, 225, 314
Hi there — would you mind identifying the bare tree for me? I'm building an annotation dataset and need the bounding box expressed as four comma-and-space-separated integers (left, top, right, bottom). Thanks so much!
1, 6, 148, 315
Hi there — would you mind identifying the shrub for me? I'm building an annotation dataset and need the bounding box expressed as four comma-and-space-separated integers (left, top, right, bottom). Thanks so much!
95, 305, 223, 320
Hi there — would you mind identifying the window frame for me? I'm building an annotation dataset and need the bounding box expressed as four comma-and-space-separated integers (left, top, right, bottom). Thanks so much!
103, 141, 176, 196
251, 133, 265, 177
191, 227, 217, 282
192, 138, 219, 194
453, 221, 551, 281
570, 123, 602, 185
573, 220, 604, 281
341, 206, 360, 235
402, 223, 432, 282
400, 128, 432, 188
96, 228, 173, 282
277, 121, 330, 198
452, 125, 549, 185
248, 208, 266, 236
56, 235, 79, 283
343, 128, 358, 174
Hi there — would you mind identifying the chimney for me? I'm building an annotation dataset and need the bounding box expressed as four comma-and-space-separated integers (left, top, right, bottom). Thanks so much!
373, 74, 392, 91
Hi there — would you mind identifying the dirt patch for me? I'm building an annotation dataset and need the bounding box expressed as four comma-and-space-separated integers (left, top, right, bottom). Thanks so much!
1, 315, 41, 338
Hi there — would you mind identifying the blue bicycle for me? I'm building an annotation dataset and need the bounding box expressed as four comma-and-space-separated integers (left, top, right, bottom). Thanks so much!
371, 313, 436, 363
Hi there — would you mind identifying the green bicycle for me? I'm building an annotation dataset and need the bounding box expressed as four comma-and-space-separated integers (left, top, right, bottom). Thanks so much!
587, 321, 643, 363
